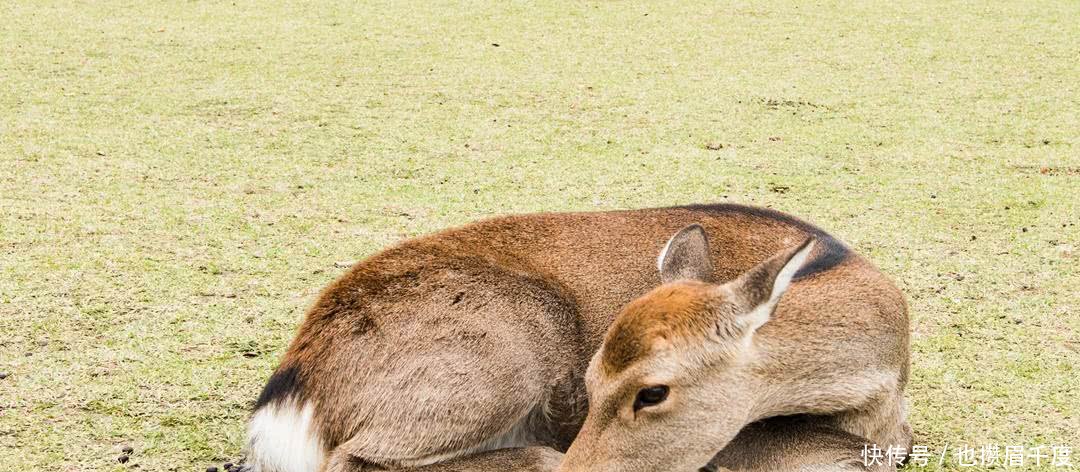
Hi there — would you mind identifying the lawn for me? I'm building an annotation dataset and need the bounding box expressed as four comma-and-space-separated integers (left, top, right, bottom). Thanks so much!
1, 1, 1077, 470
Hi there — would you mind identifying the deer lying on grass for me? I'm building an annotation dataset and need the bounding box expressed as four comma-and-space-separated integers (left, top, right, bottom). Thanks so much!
245, 204, 910, 472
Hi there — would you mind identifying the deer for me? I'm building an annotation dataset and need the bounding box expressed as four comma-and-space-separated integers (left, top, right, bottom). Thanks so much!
244, 204, 911, 472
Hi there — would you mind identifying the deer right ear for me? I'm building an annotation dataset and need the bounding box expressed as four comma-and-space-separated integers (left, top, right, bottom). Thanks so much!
727, 238, 816, 335
658, 224, 714, 283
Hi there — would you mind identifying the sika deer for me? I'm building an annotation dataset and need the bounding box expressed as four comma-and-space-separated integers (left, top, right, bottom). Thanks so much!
244, 204, 910, 472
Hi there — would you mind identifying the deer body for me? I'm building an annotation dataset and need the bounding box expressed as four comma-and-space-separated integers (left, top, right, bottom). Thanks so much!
246, 204, 910, 472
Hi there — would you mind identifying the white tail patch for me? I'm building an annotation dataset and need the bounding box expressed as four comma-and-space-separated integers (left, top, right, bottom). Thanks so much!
247, 399, 325, 472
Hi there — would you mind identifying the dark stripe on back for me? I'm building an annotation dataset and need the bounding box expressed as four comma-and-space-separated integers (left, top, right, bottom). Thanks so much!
254, 365, 303, 410
673, 203, 850, 278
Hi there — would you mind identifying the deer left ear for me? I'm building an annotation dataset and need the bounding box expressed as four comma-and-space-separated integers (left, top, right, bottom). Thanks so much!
658, 224, 715, 283
727, 238, 816, 334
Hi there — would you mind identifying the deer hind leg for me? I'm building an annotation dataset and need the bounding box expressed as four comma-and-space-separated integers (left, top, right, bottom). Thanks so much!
318, 377, 558, 472
316, 342, 561, 472
323, 447, 563, 472
305, 257, 584, 472
404, 447, 563, 472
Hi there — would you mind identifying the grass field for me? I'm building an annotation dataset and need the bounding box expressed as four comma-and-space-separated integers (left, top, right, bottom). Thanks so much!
1, 1, 1077, 470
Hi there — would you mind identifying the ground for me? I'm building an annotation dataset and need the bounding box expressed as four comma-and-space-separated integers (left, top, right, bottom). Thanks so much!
1, 1, 1077, 471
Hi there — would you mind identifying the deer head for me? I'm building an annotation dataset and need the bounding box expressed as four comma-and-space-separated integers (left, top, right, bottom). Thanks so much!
558, 225, 816, 472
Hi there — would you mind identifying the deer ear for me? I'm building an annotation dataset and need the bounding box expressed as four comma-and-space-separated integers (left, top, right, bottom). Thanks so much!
658, 224, 714, 283
728, 238, 816, 333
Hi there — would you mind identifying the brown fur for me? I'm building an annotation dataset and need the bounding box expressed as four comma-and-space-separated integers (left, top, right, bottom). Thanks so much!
246, 204, 909, 472
601, 281, 728, 375
557, 222, 908, 472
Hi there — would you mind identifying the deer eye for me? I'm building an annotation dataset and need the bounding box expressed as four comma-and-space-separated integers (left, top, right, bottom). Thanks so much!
633, 385, 669, 411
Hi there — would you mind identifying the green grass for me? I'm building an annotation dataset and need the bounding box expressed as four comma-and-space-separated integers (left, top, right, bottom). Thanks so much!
1, 1, 1077, 470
